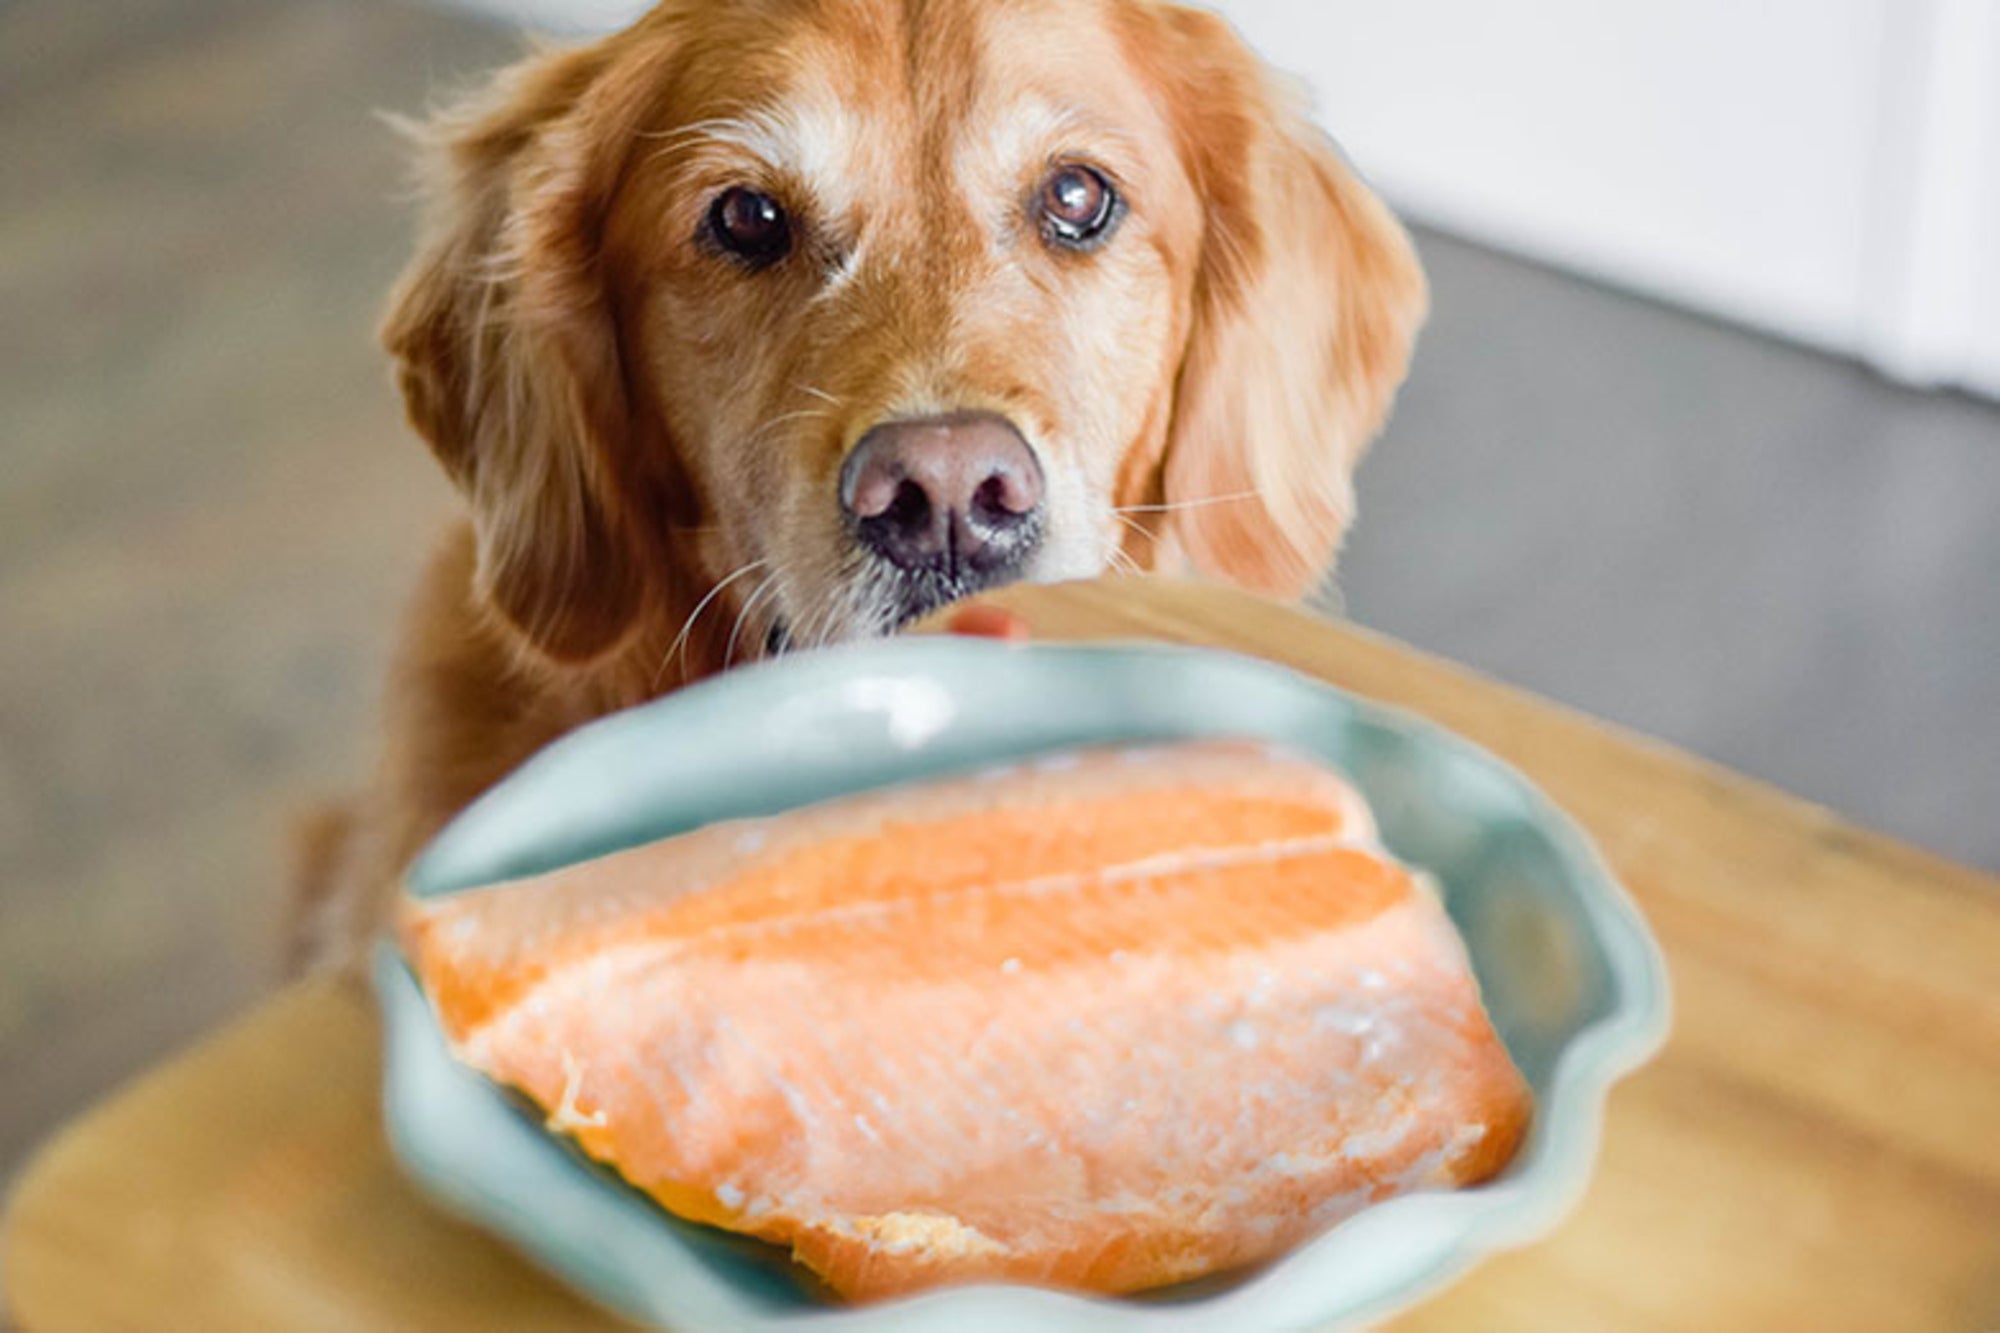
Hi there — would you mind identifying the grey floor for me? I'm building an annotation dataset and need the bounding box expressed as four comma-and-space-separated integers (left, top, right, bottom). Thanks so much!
1, 0, 1995, 1208
1340, 231, 2000, 873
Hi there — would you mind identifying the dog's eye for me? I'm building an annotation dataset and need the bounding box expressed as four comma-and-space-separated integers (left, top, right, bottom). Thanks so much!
707, 187, 792, 267
1037, 164, 1119, 250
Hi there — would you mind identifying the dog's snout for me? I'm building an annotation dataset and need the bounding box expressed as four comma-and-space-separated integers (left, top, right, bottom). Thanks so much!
840, 413, 1046, 577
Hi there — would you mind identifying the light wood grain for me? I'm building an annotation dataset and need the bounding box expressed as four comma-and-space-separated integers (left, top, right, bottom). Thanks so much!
5, 578, 1998, 1332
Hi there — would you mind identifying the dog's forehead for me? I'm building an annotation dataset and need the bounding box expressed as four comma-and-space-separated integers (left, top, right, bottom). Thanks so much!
659, 0, 1159, 202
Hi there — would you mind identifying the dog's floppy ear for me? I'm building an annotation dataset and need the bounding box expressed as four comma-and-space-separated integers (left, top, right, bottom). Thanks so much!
383, 38, 663, 661
1141, 6, 1427, 598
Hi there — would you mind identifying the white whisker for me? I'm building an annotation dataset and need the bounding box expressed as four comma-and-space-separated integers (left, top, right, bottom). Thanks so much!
638, 117, 775, 169
739, 406, 831, 454
658, 558, 767, 689
1111, 511, 1152, 540
801, 552, 869, 652
1108, 510, 1161, 574
817, 598, 856, 650
726, 571, 782, 668
795, 572, 843, 654
1112, 489, 1261, 515
636, 117, 754, 144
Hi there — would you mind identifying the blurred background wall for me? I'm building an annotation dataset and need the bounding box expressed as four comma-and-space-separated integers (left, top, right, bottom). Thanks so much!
1225, 0, 2000, 398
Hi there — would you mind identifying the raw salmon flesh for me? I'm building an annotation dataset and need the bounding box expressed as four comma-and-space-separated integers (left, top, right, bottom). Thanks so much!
401, 740, 1532, 1301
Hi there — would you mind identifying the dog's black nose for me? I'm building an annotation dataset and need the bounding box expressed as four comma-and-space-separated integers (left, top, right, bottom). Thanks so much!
839, 413, 1045, 577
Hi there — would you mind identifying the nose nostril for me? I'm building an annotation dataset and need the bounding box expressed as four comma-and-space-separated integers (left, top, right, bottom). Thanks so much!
886, 478, 932, 532
971, 475, 1011, 522
971, 468, 1040, 525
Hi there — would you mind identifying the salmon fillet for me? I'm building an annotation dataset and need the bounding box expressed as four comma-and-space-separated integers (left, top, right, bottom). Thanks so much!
401, 740, 1531, 1301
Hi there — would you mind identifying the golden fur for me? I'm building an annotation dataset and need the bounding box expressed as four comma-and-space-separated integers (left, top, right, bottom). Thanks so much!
290, 0, 1425, 973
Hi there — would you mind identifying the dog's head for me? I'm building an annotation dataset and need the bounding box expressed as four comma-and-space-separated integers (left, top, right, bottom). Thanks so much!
384, 0, 1424, 675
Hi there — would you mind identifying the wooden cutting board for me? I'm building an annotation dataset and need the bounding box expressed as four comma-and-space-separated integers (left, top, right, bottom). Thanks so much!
6, 577, 1999, 1331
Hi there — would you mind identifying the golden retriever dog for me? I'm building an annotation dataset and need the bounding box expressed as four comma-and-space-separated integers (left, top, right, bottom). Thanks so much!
290, 0, 1425, 973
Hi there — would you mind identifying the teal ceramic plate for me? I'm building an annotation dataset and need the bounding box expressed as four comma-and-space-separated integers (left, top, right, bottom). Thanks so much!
375, 637, 1669, 1331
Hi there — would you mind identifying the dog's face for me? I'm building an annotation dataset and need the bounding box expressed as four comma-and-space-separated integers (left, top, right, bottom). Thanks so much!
619, 0, 1201, 647
385, 0, 1424, 674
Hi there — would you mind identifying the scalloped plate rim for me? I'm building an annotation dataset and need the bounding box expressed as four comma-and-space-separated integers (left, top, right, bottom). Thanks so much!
377, 636, 1671, 1331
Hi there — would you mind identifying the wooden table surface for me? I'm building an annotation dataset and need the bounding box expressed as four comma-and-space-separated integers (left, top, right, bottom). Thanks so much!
5, 578, 1998, 1331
